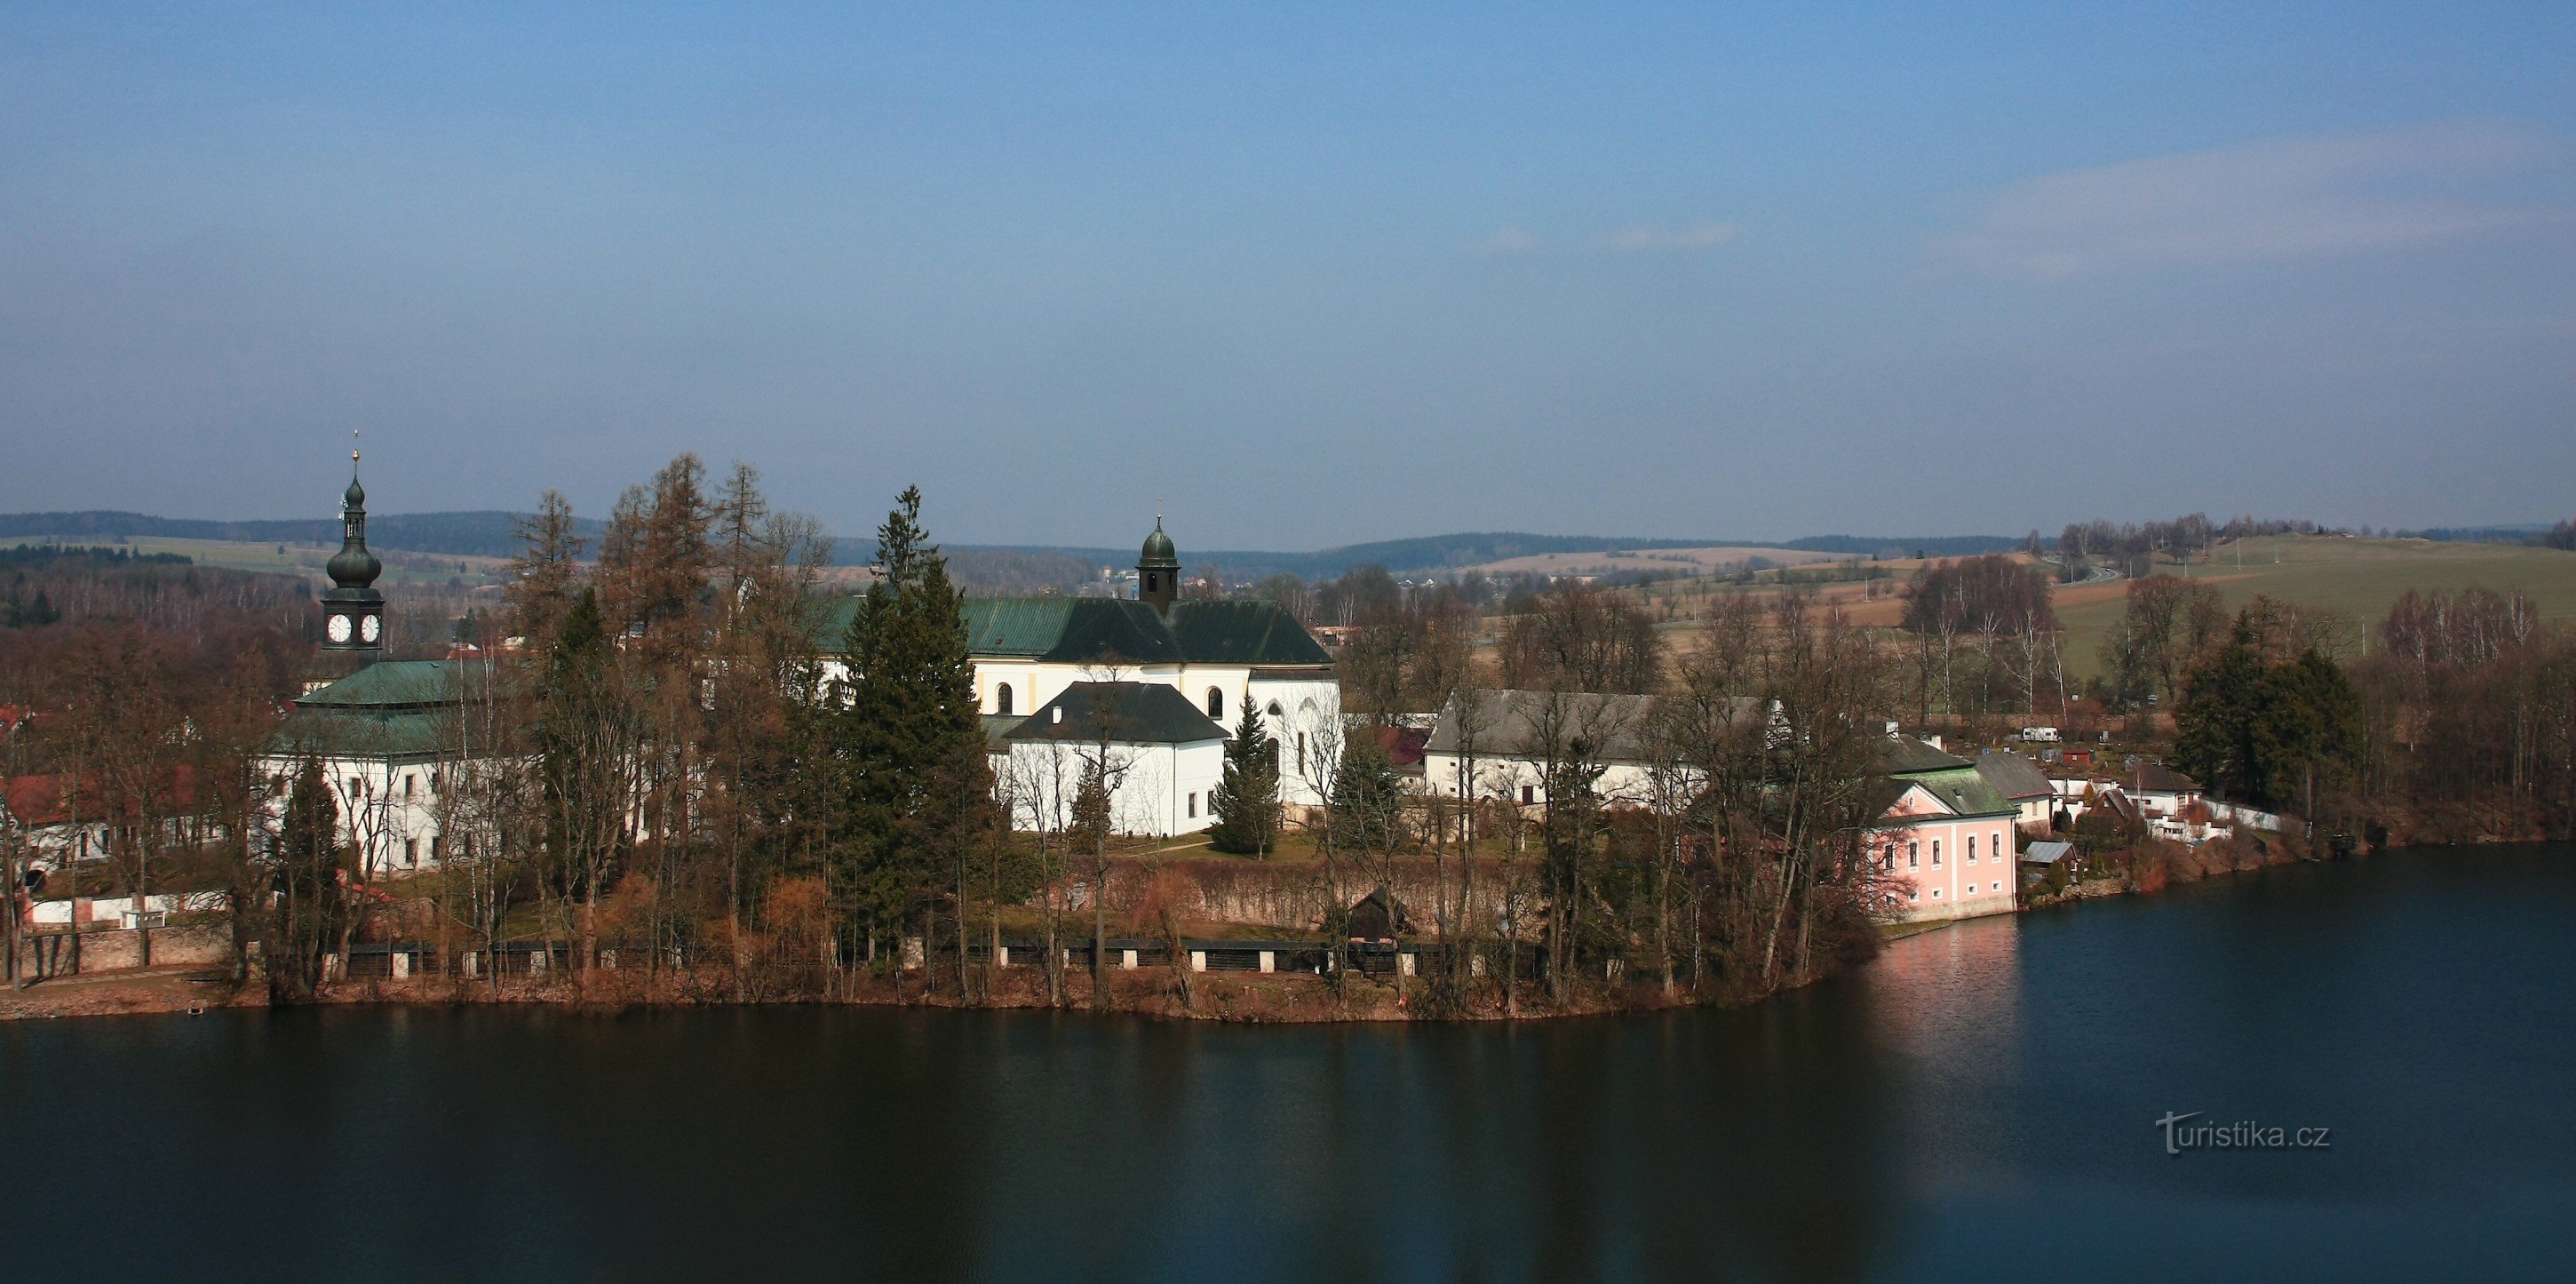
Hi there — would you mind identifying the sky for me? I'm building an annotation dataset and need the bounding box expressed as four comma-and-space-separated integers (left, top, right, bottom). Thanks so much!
3, 2, 2572, 550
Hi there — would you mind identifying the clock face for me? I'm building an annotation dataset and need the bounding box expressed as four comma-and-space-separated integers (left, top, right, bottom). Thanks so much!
327, 613, 353, 643
360, 614, 381, 642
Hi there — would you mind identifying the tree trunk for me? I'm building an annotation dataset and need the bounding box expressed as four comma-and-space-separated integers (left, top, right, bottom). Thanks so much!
1090, 851, 1109, 1011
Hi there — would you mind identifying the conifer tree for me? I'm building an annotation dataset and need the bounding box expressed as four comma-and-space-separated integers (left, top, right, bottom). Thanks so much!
268, 757, 349, 1002
829, 487, 991, 971
1205, 698, 1280, 857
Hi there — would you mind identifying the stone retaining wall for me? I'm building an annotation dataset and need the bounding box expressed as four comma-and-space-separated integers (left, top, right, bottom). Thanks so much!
17, 925, 235, 978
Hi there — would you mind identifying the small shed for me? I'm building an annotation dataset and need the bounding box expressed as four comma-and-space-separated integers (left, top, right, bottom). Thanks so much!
1344, 885, 1413, 942
2018, 841, 2074, 868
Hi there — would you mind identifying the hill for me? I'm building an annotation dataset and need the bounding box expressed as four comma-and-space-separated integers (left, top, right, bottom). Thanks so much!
0, 509, 603, 560
2052, 535, 2576, 679
0, 511, 2021, 584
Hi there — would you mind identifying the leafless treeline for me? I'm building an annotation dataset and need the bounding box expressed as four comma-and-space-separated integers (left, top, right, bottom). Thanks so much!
0, 557, 308, 988
2350, 586, 2576, 841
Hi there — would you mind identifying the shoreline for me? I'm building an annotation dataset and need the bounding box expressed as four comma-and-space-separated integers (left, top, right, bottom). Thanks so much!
0, 957, 1792, 1025
4, 834, 2404, 1025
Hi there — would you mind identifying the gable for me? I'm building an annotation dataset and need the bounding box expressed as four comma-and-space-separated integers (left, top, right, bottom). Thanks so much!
1880, 782, 1956, 820
1006, 681, 1226, 746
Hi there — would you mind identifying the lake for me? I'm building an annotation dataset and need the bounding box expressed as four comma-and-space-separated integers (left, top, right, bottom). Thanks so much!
6, 845, 2572, 1281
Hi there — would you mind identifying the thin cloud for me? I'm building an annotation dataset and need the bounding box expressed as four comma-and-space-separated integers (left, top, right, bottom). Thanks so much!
1930, 121, 2564, 278
1599, 221, 1741, 252
1471, 225, 1544, 256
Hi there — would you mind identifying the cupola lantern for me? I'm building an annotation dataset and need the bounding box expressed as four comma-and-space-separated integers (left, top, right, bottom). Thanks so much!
321, 433, 386, 652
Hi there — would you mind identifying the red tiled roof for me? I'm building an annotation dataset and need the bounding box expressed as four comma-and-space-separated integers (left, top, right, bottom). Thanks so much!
1377, 725, 1431, 771
3, 769, 206, 828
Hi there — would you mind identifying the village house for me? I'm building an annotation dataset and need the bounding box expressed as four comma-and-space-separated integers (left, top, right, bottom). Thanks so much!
1972, 749, 2056, 833
1867, 738, 2019, 922
0, 770, 212, 873
2127, 762, 2202, 819
1419, 690, 1714, 809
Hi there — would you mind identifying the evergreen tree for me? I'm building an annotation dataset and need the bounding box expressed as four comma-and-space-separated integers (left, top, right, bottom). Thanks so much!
267, 756, 348, 1002
2177, 612, 2364, 811
1205, 698, 1280, 856
2174, 615, 2266, 802
828, 487, 991, 963
1327, 738, 1408, 855
2253, 649, 2364, 813
537, 587, 640, 966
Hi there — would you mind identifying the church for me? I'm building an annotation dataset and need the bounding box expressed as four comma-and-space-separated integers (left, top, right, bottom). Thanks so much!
260, 448, 465, 880
279, 449, 1341, 853
814, 521, 1342, 838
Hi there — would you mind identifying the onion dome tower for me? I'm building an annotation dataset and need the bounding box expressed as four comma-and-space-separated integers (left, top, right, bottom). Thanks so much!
321, 435, 386, 653
1138, 514, 1180, 616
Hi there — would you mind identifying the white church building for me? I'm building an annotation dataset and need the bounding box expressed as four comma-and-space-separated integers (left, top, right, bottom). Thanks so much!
815, 521, 1341, 838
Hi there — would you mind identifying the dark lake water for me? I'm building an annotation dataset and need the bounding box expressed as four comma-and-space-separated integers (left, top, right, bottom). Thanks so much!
7, 845, 2573, 1281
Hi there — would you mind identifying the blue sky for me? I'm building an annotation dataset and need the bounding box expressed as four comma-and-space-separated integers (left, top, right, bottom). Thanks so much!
4, 3, 2572, 548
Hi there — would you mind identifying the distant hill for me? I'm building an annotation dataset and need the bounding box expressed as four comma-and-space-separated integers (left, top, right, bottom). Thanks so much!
0, 509, 605, 561
0, 510, 2023, 583
2395, 523, 2554, 546
1783, 533, 2025, 558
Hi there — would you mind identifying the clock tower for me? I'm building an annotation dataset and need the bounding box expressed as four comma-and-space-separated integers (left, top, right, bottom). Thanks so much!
321, 441, 386, 654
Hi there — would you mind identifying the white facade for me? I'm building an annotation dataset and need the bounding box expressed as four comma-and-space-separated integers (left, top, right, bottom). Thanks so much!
944, 658, 1339, 812
254, 749, 451, 876
998, 736, 1228, 840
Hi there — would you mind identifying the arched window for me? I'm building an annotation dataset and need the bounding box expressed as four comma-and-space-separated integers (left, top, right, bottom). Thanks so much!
1206, 687, 1224, 720
1266, 700, 1282, 717
995, 683, 1014, 716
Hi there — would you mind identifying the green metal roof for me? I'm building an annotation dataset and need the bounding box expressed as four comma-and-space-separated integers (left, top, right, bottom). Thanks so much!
296, 660, 461, 710
269, 709, 456, 760
1165, 600, 1333, 666
966, 598, 1182, 663
1875, 736, 1972, 776
1004, 682, 1226, 746
1900, 765, 2017, 817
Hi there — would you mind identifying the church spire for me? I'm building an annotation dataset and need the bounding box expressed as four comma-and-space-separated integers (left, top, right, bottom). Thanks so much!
321, 431, 386, 651
1138, 512, 1181, 616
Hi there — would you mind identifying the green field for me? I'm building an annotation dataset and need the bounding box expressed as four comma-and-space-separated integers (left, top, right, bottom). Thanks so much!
0, 534, 509, 587
2055, 535, 2576, 680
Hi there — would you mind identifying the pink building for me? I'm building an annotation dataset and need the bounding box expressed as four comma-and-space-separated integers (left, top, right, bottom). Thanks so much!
1868, 738, 2020, 923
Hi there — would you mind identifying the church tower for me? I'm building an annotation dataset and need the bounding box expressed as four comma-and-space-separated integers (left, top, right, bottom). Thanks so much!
1138, 516, 1180, 616
321, 439, 386, 653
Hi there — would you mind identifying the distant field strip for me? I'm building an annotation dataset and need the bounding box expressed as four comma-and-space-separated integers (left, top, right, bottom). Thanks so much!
2054, 536, 2576, 679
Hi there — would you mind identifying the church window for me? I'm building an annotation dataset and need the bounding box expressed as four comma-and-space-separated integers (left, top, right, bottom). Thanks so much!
1297, 732, 1307, 775
1188, 793, 1198, 818
404, 838, 418, 867
1206, 688, 1223, 720
1267, 700, 1282, 717
995, 683, 1014, 716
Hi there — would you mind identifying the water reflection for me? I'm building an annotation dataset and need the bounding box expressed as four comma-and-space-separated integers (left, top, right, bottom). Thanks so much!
7, 848, 2574, 1281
